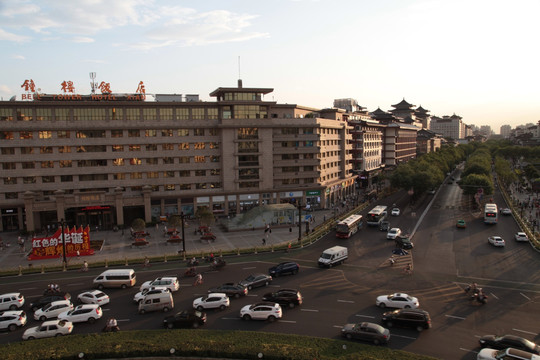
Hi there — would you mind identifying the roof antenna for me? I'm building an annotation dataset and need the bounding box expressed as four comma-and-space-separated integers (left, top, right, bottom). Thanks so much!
90, 72, 97, 94
237, 56, 242, 88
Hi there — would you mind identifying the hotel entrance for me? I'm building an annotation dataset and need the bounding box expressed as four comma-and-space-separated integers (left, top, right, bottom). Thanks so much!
67, 206, 115, 231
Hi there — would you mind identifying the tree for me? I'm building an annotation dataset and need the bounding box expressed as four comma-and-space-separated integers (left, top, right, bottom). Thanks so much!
195, 206, 214, 228
460, 173, 494, 195
131, 218, 146, 231
167, 215, 182, 229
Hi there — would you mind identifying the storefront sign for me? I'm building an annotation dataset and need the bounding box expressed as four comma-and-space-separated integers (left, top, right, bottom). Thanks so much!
28, 225, 94, 260
306, 190, 321, 196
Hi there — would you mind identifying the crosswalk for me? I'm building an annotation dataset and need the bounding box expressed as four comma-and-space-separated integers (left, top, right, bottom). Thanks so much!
300, 270, 369, 292
412, 283, 466, 302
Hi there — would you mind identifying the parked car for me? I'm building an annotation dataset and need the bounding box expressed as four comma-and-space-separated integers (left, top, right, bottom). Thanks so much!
22, 319, 73, 340
239, 273, 272, 290
77, 290, 110, 306
379, 221, 390, 232
268, 262, 299, 277
341, 322, 390, 345
488, 236, 506, 247
381, 308, 431, 331
262, 289, 303, 308
58, 304, 103, 324
29, 293, 71, 312
456, 219, 467, 228
133, 286, 171, 304
391, 208, 400, 216
386, 228, 401, 240
240, 302, 282, 321
163, 309, 207, 329
501, 208, 513, 215
376, 293, 419, 309
0, 293, 25, 311
33, 300, 73, 321
192, 293, 229, 311
0, 310, 27, 332
207, 283, 248, 298
478, 334, 539, 354
395, 236, 414, 250
477, 347, 540, 360
140, 277, 179, 292
515, 232, 529, 242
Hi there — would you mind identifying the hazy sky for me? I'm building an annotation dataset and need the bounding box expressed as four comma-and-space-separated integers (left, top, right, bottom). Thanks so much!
1, 0, 539, 133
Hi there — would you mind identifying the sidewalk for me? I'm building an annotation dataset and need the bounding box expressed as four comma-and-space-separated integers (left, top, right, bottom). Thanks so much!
0, 209, 337, 272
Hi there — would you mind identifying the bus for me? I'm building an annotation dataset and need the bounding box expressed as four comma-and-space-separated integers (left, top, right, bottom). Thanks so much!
336, 214, 363, 238
366, 205, 388, 226
484, 203, 498, 224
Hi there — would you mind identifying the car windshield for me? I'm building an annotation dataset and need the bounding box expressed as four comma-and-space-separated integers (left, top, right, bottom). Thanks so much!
95, 293, 106, 298
320, 253, 331, 259
42, 303, 52, 310
245, 275, 256, 281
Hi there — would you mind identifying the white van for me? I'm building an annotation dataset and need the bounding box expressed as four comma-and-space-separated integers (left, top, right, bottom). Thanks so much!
318, 246, 348, 267
93, 269, 136, 289
138, 292, 174, 314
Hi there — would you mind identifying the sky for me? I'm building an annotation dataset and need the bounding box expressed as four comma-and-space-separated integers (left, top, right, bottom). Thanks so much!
1, 0, 539, 133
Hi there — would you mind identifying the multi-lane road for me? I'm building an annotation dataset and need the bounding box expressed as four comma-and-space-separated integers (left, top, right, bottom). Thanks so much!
1, 172, 539, 360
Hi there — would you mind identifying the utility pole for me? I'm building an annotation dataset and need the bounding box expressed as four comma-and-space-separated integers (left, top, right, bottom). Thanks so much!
181, 212, 186, 254
59, 219, 67, 270
298, 202, 302, 241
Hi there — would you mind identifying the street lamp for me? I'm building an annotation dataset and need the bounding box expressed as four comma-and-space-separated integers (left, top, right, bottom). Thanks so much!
59, 218, 67, 270
181, 212, 186, 254
297, 202, 302, 241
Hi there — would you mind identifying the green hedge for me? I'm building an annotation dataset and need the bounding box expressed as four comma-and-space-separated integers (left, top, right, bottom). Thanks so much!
0, 329, 437, 360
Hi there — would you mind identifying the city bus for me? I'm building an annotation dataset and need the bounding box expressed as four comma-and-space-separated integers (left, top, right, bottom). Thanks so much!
366, 205, 388, 226
484, 203, 498, 224
336, 214, 363, 238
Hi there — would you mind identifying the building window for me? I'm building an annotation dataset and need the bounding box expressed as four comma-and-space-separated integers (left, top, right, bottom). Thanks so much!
112, 145, 124, 152
147, 172, 159, 178
41, 161, 54, 168
210, 155, 220, 162
1, 148, 15, 155
23, 176, 36, 184
111, 129, 123, 137
162, 144, 174, 151
61, 175, 73, 182
110, 107, 123, 121
3, 177, 17, 185
210, 169, 220, 176
163, 157, 174, 164
113, 173, 125, 180
196, 183, 207, 189
145, 129, 157, 137
145, 144, 157, 151
128, 129, 140, 137
19, 131, 33, 139
179, 184, 191, 190
163, 171, 175, 178
1, 131, 14, 140
160, 108, 173, 120
178, 129, 189, 136
59, 160, 72, 168
58, 146, 71, 153
78, 160, 107, 167
238, 141, 258, 153
38, 131, 52, 139
113, 158, 125, 166
21, 162, 34, 169
54, 108, 70, 121
76, 130, 105, 138
164, 184, 175, 191
208, 108, 218, 119
195, 170, 206, 176
130, 158, 142, 165
210, 182, 221, 189
209, 142, 220, 149
178, 157, 190, 164
17, 108, 33, 121
194, 128, 205, 136
129, 145, 141, 151
208, 128, 218, 136
79, 174, 108, 181
5, 192, 18, 199
179, 143, 189, 150
0, 108, 14, 121
146, 158, 158, 165
192, 108, 204, 120
239, 181, 259, 189
161, 129, 173, 137
175, 108, 189, 120
42, 176, 55, 183
179, 170, 190, 177
143, 108, 156, 120
126, 108, 139, 121
57, 130, 70, 138
238, 128, 258, 139
194, 156, 205, 163
131, 172, 142, 179
194, 142, 205, 150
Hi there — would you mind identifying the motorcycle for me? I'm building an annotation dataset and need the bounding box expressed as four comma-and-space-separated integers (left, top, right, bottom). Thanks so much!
102, 325, 120, 332
469, 292, 487, 304
184, 267, 197, 277
211, 259, 226, 270
186, 258, 199, 267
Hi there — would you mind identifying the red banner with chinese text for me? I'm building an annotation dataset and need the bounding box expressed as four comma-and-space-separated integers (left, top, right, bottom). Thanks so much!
28, 226, 94, 260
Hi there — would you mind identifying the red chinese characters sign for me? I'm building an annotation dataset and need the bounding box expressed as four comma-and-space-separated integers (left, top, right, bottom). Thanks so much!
29, 225, 94, 260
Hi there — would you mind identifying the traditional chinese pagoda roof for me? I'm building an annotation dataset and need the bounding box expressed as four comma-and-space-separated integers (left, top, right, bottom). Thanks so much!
391, 98, 415, 110
415, 105, 430, 116
370, 107, 388, 117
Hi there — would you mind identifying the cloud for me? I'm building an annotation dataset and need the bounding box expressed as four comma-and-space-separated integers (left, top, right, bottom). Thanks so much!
12, 54, 25, 59
71, 36, 94, 43
0, 28, 31, 42
82, 59, 108, 64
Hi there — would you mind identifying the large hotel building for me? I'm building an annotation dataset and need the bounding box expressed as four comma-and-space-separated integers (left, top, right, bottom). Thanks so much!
0, 81, 356, 232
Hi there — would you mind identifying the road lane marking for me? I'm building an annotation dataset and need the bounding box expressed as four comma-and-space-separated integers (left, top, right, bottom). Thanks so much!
278, 320, 296, 323
117, 319, 130, 322
355, 314, 375, 319
247, 294, 258, 297
300, 309, 319, 312
391, 334, 417, 340
67, 283, 85, 286
18, 287, 38, 291
490, 293, 498, 300
333, 325, 343, 328
520, 293, 531, 301
242, 267, 257, 270
222, 317, 241, 320
512, 328, 538, 336
337, 300, 354, 303
459, 348, 478, 354
445, 314, 466, 320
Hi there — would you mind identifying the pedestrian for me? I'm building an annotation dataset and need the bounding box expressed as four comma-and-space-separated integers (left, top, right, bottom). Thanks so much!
82, 261, 88, 272
194, 273, 203, 286
262, 237, 266, 246
287, 242, 291, 252
143, 256, 150, 267
403, 263, 412, 275
76, 250, 80, 259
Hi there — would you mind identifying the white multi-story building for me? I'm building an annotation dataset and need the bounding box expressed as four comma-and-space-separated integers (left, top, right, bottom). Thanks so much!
500, 125, 511, 138
430, 114, 463, 140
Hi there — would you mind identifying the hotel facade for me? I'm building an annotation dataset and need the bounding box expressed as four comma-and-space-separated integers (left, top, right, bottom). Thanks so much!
0, 81, 356, 232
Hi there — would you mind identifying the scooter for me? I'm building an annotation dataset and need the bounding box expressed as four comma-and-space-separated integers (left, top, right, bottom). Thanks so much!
102, 325, 120, 332
184, 267, 197, 277
186, 258, 199, 267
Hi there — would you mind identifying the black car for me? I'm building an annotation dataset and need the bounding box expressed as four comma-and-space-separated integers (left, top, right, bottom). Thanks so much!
381, 309, 431, 332
239, 273, 272, 290
395, 236, 414, 250
268, 262, 299, 277
478, 334, 540, 354
379, 221, 390, 232
29, 293, 71, 312
341, 322, 390, 345
163, 310, 207, 329
207, 283, 248, 298
262, 289, 303, 308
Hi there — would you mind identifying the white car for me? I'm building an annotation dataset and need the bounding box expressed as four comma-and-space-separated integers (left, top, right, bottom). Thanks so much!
193, 293, 230, 311
500, 208, 512, 215
33, 300, 73, 321
515, 232, 529, 242
376, 293, 419, 309
133, 286, 171, 304
477, 347, 540, 360
58, 304, 103, 324
77, 290, 110, 306
22, 319, 73, 340
0, 293, 25, 311
488, 236, 505, 247
140, 277, 180, 293
387, 228, 402, 240
240, 302, 282, 322
391, 208, 400, 216
0, 310, 27, 332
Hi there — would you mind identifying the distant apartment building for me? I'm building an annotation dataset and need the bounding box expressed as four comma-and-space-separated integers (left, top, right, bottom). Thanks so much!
416, 129, 443, 154
430, 114, 464, 140
500, 125, 511, 138
479, 125, 493, 137
0, 81, 356, 232
348, 118, 385, 188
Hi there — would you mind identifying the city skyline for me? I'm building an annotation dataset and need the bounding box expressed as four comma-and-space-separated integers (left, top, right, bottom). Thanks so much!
1, 0, 539, 132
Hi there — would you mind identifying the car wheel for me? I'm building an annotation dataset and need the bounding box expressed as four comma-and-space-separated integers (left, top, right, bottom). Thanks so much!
197, 306, 204, 311
378, 303, 386, 308
264, 281, 269, 287
167, 323, 174, 329
386, 321, 393, 328
9, 305, 17, 310
121, 284, 127, 289
27, 336, 35, 340
98, 284, 104, 290
8, 324, 17, 332
55, 333, 63, 337
288, 302, 295, 309
292, 269, 298, 275
416, 326, 424, 332
373, 339, 380, 345
139, 309, 146, 314
88, 317, 96, 324
345, 333, 352, 340
404, 305, 411, 309
163, 307, 170, 313
138, 299, 143, 305
267, 315, 276, 322
40, 315, 47, 321
219, 305, 226, 310
242, 314, 251, 321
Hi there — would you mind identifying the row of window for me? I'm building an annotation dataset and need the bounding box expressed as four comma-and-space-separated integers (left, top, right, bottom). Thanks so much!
0, 128, 219, 140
